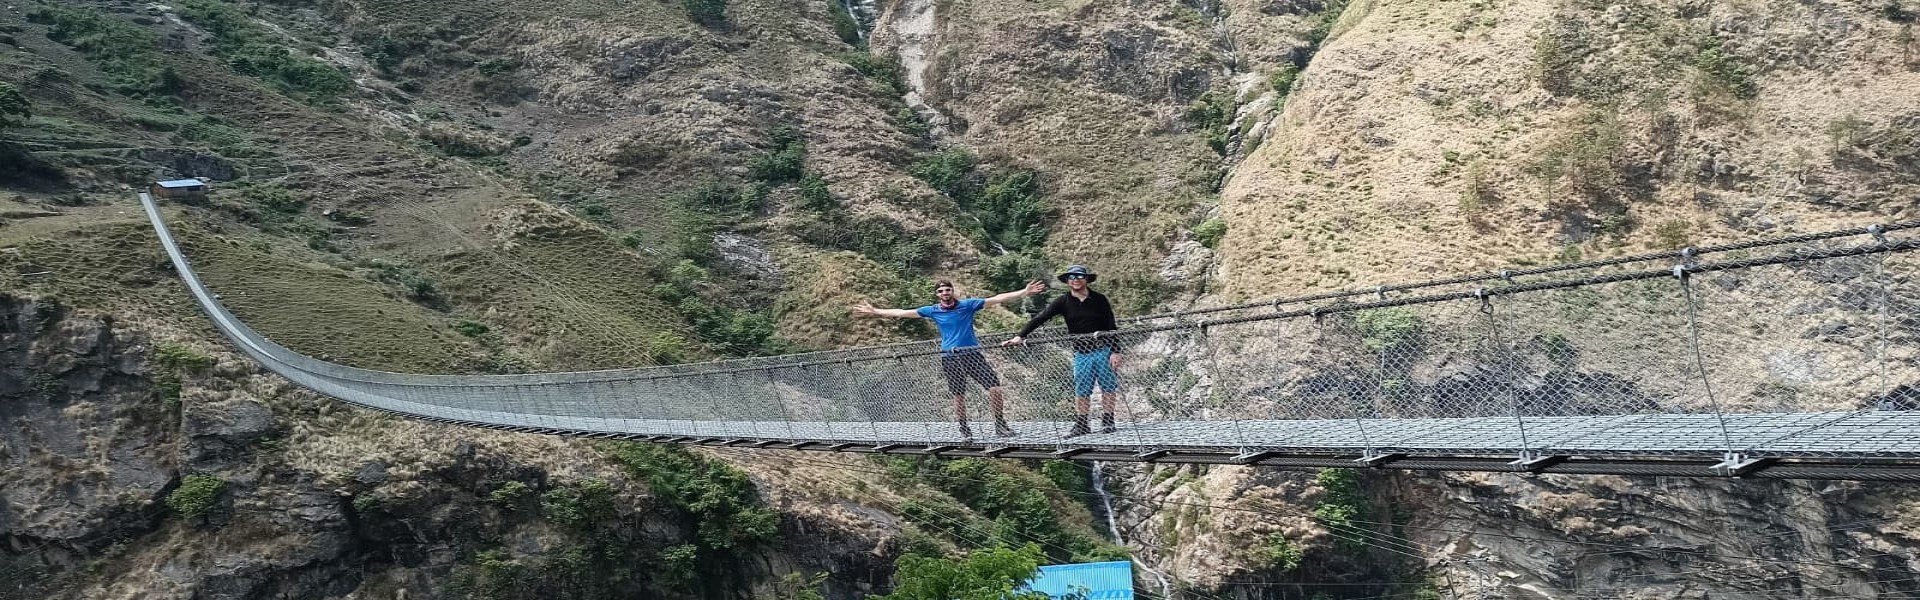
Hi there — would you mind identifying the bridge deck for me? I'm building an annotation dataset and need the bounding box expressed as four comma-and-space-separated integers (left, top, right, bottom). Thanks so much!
391, 405, 1920, 458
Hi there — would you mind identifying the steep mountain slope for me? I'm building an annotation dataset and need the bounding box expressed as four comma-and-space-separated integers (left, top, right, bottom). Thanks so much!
7, 0, 1920, 598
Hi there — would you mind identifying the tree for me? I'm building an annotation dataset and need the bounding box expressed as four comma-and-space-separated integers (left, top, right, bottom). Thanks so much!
874, 545, 1052, 600
0, 82, 30, 131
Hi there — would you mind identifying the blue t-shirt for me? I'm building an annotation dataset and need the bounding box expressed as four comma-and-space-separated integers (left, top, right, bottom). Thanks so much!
917, 298, 987, 352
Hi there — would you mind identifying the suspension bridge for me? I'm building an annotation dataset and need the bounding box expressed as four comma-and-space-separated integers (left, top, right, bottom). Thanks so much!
140, 192, 1920, 480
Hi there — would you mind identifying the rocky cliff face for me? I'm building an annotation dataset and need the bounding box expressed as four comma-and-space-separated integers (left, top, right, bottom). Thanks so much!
0, 297, 914, 599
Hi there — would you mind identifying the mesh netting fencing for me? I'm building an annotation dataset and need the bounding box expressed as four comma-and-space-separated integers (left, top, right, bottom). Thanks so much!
144, 190, 1920, 461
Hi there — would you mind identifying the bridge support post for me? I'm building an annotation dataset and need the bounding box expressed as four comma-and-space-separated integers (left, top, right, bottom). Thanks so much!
1709, 452, 1771, 477
1356, 450, 1404, 467
1508, 451, 1564, 472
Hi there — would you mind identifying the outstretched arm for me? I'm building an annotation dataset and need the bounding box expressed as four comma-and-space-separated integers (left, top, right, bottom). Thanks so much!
1003, 295, 1065, 345
852, 302, 922, 319
982, 280, 1048, 307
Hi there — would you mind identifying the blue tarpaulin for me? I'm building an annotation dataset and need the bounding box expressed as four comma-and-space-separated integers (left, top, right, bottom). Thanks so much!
1025, 561, 1133, 600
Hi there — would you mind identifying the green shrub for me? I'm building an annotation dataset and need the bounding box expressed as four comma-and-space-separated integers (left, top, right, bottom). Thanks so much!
978, 253, 1049, 297
152, 343, 212, 408
1311, 468, 1365, 533
842, 51, 905, 94
750, 126, 807, 183
685, 0, 727, 27
167, 474, 225, 518
1268, 63, 1300, 98
898, 458, 1114, 563
454, 320, 491, 337
1526, 106, 1625, 199
176, 0, 353, 102
487, 480, 533, 508
909, 149, 1054, 253
540, 478, 617, 530
0, 82, 28, 130
1183, 92, 1234, 155
1258, 534, 1304, 571
611, 444, 778, 589
1652, 219, 1690, 248
1693, 34, 1756, 100
874, 544, 1052, 600
241, 184, 306, 219
1352, 308, 1421, 352
26, 5, 182, 96
1192, 217, 1227, 248
797, 173, 836, 211
155, 342, 214, 371
658, 544, 701, 587
828, 0, 862, 46
908, 149, 976, 195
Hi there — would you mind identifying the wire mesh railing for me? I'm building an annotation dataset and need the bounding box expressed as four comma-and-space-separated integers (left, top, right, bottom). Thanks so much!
142, 192, 1920, 473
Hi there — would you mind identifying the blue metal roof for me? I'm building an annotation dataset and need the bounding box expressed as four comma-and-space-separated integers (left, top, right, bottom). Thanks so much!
156, 179, 207, 188
1025, 561, 1133, 600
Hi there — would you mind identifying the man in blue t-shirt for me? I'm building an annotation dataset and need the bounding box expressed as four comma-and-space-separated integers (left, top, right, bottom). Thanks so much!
853, 278, 1048, 440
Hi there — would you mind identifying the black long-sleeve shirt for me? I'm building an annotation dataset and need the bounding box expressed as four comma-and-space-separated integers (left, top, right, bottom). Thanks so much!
1016, 290, 1121, 353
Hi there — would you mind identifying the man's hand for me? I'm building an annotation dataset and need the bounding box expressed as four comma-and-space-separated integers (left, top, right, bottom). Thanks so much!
1024, 280, 1048, 296
1108, 351, 1123, 369
1001, 336, 1026, 347
852, 302, 878, 317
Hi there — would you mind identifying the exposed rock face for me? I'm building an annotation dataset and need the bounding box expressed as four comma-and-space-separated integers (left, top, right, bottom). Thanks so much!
0, 299, 905, 599
0, 295, 171, 589
1218, 0, 1920, 292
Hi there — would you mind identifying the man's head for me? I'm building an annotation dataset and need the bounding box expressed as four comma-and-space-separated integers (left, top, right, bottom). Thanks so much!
933, 279, 958, 307
1057, 265, 1096, 291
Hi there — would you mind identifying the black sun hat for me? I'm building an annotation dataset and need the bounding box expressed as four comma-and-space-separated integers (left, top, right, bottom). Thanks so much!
1057, 265, 1097, 283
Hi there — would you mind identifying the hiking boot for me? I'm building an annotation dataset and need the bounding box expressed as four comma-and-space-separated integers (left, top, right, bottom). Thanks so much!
995, 420, 1017, 437
958, 423, 975, 442
1100, 413, 1116, 434
1066, 415, 1091, 438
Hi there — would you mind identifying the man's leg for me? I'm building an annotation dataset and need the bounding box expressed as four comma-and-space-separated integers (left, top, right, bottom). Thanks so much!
1068, 352, 1095, 437
1096, 351, 1121, 434
1100, 392, 1118, 433
942, 355, 974, 439
987, 386, 1015, 436
952, 393, 973, 439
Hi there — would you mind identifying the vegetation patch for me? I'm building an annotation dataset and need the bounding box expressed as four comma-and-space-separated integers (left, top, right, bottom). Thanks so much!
151, 342, 213, 409
177, 0, 354, 102
1352, 308, 1422, 353
26, 4, 182, 96
166, 474, 226, 519
610, 444, 779, 591
1193, 217, 1227, 249
874, 544, 1052, 600
879, 456, 1125, 564
684, 0, 728, 28
0, 82, 28, 131
1692, 34, 1757, 101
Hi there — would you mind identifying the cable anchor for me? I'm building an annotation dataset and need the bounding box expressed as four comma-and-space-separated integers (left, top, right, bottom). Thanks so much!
1870, 224, 1888, 245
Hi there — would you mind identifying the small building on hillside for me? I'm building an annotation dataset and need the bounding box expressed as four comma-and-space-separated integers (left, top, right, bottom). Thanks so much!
1025, 561, 1134, 600
151, 179, 210, 201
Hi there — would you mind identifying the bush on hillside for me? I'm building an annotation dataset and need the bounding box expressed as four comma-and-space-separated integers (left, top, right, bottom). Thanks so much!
873, 545, 1051, 600
0, 82, 29, 130
685, 0, 727, 28
1192, 217, 1226, 248
27, 5, 183, 96
167, 474, 225, 519
176, 0, 353, 101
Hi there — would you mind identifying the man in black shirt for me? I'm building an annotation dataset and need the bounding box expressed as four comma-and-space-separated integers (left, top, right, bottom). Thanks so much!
1003, 265, 1121, 437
